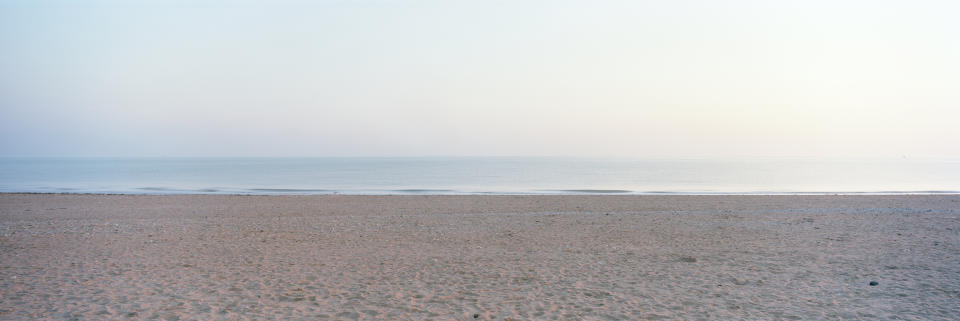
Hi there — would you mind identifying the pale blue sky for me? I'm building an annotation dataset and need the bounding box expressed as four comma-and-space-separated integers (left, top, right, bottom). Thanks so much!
1, 0, 958, 158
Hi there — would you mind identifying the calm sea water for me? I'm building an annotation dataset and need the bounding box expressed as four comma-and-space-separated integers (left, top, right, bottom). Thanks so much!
0, 157, 957, 195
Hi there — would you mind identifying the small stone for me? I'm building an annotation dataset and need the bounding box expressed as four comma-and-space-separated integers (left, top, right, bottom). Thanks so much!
869, 281, 879, 286
473, 313, 480, 318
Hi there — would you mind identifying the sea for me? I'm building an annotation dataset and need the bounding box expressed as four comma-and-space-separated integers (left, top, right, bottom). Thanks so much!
0, 157, 957, 195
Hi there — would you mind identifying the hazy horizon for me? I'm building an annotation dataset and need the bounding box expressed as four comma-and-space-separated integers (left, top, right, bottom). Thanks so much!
2, 0, 958, 159
3, 157, 958, 194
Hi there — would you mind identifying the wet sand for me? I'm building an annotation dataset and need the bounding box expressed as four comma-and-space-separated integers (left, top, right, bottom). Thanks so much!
1, 194, 958, 320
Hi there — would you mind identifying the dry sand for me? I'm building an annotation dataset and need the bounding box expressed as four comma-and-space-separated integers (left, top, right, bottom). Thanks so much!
1, 194, 958, 320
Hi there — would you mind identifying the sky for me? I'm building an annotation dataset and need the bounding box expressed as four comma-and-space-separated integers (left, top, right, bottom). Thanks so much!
1, 0, 958, 158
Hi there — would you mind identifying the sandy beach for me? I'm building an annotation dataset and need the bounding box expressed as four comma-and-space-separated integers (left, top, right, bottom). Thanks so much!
0, 194, 958, 320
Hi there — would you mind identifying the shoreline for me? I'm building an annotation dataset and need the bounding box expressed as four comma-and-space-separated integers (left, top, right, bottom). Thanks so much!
3, 190, 960, 196
2, 194, 958, 319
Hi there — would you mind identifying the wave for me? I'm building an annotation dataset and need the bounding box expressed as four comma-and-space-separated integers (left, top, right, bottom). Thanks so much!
139, 187, 173, 191
545, 189, 633, 194
391, 189, 457, 193
247, 188, 332, 193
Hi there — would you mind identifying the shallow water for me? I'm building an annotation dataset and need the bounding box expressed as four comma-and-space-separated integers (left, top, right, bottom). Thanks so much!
0, 157, 957, 194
